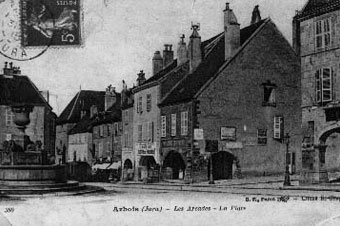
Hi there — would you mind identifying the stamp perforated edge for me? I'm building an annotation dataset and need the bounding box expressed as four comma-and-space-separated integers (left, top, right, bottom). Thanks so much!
19, 0, 85, 49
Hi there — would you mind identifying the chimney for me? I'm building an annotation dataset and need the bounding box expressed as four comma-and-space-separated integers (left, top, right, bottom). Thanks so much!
224, 3, 240, 61
121, 80, 127, 106
163, 44, 174, 68
152, 51, 163, 75
188, 23, 202, 73
136, 70, 146, 86
3, 62, 21, 76
177, 34, 188, 65
105, 84, 117, 111
251, 5, 261, 24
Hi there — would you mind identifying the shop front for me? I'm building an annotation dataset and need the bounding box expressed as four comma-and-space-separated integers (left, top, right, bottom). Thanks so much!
135, 142, 159, 182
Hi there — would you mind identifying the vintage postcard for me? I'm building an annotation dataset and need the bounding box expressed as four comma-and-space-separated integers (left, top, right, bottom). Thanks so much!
1, 0, 340, 226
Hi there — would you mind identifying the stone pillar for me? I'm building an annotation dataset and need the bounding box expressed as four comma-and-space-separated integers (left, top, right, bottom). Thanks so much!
300, 144, 329, 185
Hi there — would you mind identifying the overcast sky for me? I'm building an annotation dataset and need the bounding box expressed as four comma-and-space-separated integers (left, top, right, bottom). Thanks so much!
0, 0, 307, 115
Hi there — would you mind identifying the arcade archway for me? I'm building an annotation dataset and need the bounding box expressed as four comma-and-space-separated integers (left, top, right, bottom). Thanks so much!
139, 156, 156, 169
123, 159, 133, 169
163, 151, 186, 179
209, 151, 235, 180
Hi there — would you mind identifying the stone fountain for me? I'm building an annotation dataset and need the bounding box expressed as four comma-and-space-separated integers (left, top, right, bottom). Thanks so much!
0, 105, 87, 195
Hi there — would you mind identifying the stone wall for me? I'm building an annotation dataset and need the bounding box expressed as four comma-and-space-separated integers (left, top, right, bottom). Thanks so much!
197, 21, 301, 177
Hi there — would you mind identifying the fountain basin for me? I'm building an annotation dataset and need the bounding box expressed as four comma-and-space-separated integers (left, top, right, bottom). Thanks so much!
0, 164, 67, 185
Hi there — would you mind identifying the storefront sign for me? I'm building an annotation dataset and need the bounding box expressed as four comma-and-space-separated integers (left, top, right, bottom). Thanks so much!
138, 149, 155, 155
221, 127, 236, 141
194, 129, 204, 140
136, 142, 156, 156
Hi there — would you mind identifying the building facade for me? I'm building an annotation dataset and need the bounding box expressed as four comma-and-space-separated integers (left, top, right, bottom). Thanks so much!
56, 90, 105, 164
121, 85, 135, 180
294, 0, 340, 184
160, 4, 301, 182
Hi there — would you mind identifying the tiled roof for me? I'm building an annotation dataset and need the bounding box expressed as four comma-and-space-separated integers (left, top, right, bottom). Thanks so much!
295, 0, 340, 20
160, 20, 266, 106
91, 102, 122, 127
139, 60, 178, 86
57, 90, 105, 125
0, 74, 50, 108
68, 101, 122, 135
68, 115, 93, 135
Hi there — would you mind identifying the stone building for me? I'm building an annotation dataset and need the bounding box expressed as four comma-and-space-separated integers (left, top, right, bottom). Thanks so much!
132, 45, 189, 181
121, 82, 135, 180
294, 0, 340, 184
160, 4, 301, 182
92, 87, 122, 165
0, 62, 56, 157
56, 90, 105, 164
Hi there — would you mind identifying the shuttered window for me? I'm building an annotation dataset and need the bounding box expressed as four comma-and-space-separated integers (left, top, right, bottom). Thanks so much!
181, 111, 188, 136
316, 68, 332, 104
171, 114, 177, 136
274, 116, 284, 140
161, 116, 166, 138
315, 18, 331, 49
138, 125, 142, 142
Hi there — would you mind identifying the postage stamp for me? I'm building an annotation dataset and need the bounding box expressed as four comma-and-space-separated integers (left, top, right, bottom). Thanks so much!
21, 0, 82, 47
0, 0, 49, 60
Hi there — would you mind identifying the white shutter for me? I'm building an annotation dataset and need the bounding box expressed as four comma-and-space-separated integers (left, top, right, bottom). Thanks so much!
161, 116, 166, 137
171, 114, 177, 136
274, 116, 283, 139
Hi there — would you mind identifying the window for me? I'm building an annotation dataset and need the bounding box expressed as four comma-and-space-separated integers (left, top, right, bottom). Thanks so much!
262, 81, 276, 107
146, 94, 152, 112
137, 96, 143, 113
161, 116, 166, 137
124, 132, 129, 147
6, 108, 14, 126
274, 116, 284, 140
148, 122, 154, 142
138, 124, 142, 142
124, 110, 129, 125
98, 142, 103, 156
99, 125, 104, 137
315, 19, 331, 49
181, 111, 188, 136
171, 114, 177, 136
107, 142, 111, 154
316, 68, 332, 104
114, 123, 119, 136
107, 124, 111, 136
257, 129, 267, 145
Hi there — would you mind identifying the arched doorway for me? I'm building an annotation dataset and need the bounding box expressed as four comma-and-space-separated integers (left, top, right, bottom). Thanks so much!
163, 151, 186, 179
139, 156, 156, 169
317, 126, 340, 182
124, 159, 133, 169
209, 151, 235, 180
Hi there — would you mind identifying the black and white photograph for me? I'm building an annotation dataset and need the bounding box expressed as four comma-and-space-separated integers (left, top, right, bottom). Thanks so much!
1, 0, 340, 225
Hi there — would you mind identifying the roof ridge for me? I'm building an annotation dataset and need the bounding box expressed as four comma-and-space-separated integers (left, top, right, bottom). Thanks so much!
194, 18, 271, 98
67, 91, 81, 121
159, 61, 191, 104
25, 75, 52, 110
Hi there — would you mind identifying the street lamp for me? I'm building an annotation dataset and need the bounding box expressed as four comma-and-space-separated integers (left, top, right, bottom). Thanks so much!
283, 133, 291, 186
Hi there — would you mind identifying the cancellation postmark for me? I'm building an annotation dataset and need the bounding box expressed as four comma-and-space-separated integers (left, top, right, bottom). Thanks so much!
21, 0, 82, 47
0, 0, 50, 60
